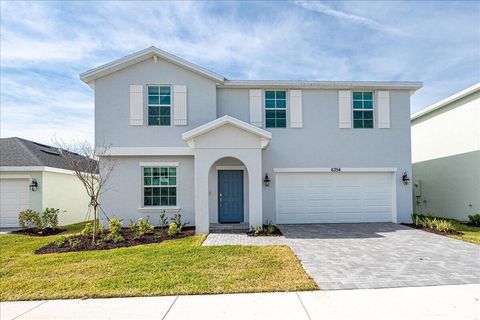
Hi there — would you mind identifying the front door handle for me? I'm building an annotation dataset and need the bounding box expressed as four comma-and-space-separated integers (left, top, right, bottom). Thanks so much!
219, 193, 222, 207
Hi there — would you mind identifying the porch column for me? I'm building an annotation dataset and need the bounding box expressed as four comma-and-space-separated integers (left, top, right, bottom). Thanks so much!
247, 150, 263, 228
194, 156, 210, 234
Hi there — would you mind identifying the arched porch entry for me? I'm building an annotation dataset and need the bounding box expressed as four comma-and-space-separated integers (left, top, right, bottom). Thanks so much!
182, 116, 272, 234
208, 157, 249, 225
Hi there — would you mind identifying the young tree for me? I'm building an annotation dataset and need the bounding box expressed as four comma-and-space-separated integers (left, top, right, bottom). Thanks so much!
54, 139, 115, 244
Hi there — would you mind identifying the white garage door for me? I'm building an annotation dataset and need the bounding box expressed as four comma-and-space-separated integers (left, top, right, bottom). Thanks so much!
0, 179, 30, 228
276, 171, 394, 224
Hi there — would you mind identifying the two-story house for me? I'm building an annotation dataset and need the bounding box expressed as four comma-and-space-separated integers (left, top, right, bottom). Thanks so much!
411, 83, 479, 220
80, 47, 422, 233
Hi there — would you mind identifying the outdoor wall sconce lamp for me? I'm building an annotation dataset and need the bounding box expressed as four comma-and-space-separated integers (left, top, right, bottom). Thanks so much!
29, 179, 38, 191
264, 173, 271, 187
402, 172, 410, 185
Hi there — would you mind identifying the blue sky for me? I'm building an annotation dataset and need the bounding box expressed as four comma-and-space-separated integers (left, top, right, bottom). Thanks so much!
1, 1, 479, 145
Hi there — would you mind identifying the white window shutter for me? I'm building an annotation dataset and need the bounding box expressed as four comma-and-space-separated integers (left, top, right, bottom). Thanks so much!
249, 89, 262, 127
338, 90, 352, 128
377, 91, 390, 128
130, 85, 144, 126
173, 85, 187, 126
290, 90, 303, 128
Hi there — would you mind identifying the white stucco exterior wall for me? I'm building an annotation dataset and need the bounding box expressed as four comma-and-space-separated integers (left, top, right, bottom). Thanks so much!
412, 89, 480, 219
0, 170, 91, 226
41, 171, 91, 225
99, 156, 195, 227
411, 91, 480, 163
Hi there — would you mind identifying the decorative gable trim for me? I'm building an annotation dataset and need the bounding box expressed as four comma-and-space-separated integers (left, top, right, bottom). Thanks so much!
80, 46, 225, 84
182, 115, 272, 147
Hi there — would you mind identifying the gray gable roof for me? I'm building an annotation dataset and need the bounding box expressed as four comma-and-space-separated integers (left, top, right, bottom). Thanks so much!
0, 137, 95, 172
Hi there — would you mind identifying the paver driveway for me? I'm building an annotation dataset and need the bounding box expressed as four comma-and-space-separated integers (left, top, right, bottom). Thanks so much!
279, 223, 480, 290
204, 223, 480, 290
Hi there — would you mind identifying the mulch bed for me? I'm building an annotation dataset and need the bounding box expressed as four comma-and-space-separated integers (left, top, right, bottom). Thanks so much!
35, 227, 195, 254
12, 228, 66, 236
465, 223, 480, 228
247, 226, 283, 237
402, 223, 463, 236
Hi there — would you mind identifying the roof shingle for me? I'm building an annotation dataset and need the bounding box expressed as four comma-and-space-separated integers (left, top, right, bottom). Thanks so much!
0, 137, 95, 173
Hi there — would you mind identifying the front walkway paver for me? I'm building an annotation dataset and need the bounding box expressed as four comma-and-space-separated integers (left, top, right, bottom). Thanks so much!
202, 233, 287, 246
1, 284, 478, 320
203, 223, 480, 290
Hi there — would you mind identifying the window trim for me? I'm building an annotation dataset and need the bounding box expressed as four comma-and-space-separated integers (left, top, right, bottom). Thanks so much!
147, 84, 172, 127
140, 163, 178, 208
264, 89, 288, 129
352, 91, 375, 129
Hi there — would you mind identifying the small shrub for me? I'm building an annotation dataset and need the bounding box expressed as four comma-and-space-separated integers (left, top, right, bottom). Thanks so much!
106, 217, 124, 243
253, 226, 263, 236
81, 222, 93, 237
55, 236, 68, 248
81, 221, 105, 237
67, 237, 81, 249
42, 208, 60, 229
413, 214, 454, 233
108, 217, 123, 234
468, 214, 480, 226
18, 209, 43, 230
158, 211, 169, 228
98, 223, 106, 238
433, 219, 454, 232
167, 222, 181, 236
108, 233, 125, 243
171, 212, 189, 229
137, 217, 154, 236
129, 219, 136, 232
265, 220, 276, 234
411, 213, 421, 225
424, 217, 436, 229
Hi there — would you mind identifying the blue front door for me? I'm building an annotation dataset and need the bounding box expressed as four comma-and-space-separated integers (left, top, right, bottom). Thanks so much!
218, 170, 244, 223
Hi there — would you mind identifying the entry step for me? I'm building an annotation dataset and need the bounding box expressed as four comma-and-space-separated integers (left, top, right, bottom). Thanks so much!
209, 223, 249, 233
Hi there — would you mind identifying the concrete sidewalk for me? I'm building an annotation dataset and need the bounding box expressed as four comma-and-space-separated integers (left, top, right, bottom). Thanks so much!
1, 284, 478, 320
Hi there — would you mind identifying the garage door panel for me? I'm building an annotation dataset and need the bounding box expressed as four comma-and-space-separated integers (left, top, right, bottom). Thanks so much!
1, 179, 30, 228
276, 171, 394, 224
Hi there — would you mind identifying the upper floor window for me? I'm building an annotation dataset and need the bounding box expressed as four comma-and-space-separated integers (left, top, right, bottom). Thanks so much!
353, 91, 374, 128
143, 167, 177, 206
148, 85, 171, 126
265, 90, 286, 128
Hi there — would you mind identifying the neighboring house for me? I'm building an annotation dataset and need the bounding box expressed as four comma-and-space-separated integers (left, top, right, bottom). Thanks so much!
0, 137, 92, 227
411, 83, 480, 220
80, 46, 422, 233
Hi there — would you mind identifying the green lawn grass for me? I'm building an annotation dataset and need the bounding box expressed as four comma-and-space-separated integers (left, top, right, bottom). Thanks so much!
0, 222, 317, 301
448, 220, 480, 244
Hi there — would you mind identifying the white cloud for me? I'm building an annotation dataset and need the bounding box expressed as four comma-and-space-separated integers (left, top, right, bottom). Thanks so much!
294, 1, 405, 36
0, 0, 479, 145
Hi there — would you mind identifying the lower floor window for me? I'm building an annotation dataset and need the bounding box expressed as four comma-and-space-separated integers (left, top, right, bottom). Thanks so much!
143, 167, 177, 206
